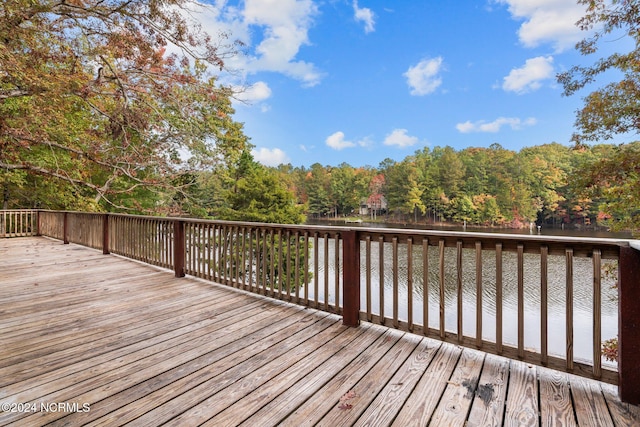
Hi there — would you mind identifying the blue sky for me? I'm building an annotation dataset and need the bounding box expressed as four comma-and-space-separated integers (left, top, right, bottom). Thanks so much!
194, 0, 629, 167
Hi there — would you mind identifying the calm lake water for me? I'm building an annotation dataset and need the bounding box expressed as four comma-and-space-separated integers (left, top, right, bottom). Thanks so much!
305, 220, 624, 367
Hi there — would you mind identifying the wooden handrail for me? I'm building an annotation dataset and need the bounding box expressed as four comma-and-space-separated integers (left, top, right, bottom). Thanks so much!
6, 209, 639, 404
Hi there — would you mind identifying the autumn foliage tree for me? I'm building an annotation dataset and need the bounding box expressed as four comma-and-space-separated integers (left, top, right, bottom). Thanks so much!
1, 0, 245, 211
558, 0, 640, 235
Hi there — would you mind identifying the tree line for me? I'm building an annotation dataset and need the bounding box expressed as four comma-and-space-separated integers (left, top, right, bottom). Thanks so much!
266, 141, 639, 232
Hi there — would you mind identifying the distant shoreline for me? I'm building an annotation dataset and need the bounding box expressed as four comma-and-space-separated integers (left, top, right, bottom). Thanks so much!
305, 216, 634, 239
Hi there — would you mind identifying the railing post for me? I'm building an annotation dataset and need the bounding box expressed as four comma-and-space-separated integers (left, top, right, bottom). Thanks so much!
102, 213, 110, 255
63, 212, 69, 244
618, 244, 640, 404
174, 219, 185, 278
342, 230, 360, 327
35, 210, 40, 236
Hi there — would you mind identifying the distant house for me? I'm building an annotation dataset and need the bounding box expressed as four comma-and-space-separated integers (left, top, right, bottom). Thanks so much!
360, 195, 387, 216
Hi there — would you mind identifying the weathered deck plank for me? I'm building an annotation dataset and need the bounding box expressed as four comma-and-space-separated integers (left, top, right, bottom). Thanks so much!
353, 338, 441, 427
429, 348, 485, 427
390, 342, 463, 426
539, 368, 577, 427
0, 237, 637, 427
467, 353, 510, 427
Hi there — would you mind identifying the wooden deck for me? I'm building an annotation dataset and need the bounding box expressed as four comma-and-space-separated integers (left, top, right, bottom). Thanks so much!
0, 238, 638, 426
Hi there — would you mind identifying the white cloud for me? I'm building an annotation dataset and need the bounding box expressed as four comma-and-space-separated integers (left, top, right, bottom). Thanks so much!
383, 129, 419, 148
326, 131, 356, 150
353, 1, 375, 33
456, 117, 537, 133
192, 0, 323, 87
252, 147, 290, 166
496, 0, 588, 52
235, 81, 273, 103
502, 56, 554, 94
242, 0, 323, 86
404, 57, 444, 96
325, 131, 371, 150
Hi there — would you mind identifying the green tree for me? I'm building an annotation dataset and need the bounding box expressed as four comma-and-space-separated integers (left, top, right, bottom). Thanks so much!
405, 176, 426, 222
474, 194, 503, 225
435, 146, 466, 198
575, 142, 640, 234
459, 147, 490, 196
329, 163, 360, 216
217, 152, 305, 224
450, 195, 476, 224
381, 158, 426, 220
213, 151, 308, 292
305, 163, 332, 217
520, 143, 571, 226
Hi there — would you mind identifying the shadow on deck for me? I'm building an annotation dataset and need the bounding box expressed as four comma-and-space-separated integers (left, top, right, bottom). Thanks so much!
0, 237, 638, 426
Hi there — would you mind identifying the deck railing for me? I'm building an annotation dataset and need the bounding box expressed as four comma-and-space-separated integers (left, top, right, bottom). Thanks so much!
0, 209, 38, 237
4, 210, 640, 404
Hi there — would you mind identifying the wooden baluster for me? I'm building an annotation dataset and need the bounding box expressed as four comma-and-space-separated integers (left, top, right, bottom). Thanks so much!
457, 240, 463, 343
262, 228, 269, 295
334, 233, 340, 312
518, 243, 524, 359
496, 243, 503, 355
313, 232, 319, 307
540, 245, 548, 366
303, 231, 309, 305
393, 236, 399, 329
365, 235, 372, 322
407, 237, 413, 332
422, 238, 429, 336
439, 239, 445, 340
293, 231, 300, 302
566, 248, 574, 370
323, 233, 329, 310
475, 241, 482, 348
379, 236, 385, 324
592, 248, 602, 379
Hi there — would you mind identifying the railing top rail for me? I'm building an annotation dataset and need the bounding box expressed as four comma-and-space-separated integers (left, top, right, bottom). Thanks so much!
32, 209, 638, 253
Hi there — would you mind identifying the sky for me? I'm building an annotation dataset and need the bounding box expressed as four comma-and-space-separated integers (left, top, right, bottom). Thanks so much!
192, 0, 630, 168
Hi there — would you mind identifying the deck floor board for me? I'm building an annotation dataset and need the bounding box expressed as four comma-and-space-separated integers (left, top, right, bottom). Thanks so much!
0, 237, 637, 426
